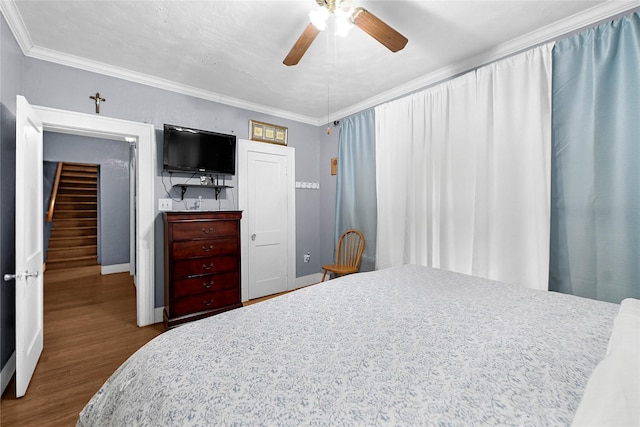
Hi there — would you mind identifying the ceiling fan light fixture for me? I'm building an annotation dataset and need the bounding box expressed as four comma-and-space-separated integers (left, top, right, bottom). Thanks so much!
335, 15, 353, 37
338, 0, 353, 13
334, 3, 354, 37
309, 7, 329, 31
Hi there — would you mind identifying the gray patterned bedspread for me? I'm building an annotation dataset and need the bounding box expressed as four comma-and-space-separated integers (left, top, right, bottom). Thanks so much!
77, 265, 619, 426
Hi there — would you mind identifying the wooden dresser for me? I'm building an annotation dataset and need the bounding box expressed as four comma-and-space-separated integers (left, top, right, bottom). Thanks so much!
163, 211, 242, 328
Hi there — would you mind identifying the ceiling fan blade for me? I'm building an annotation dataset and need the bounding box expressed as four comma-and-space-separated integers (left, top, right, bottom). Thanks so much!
283, 23, 321, 66
352, 7, 408, 53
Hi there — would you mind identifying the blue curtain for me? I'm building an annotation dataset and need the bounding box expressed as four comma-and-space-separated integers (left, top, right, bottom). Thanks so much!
335, 110, 376, 271
550, 12, 640, 303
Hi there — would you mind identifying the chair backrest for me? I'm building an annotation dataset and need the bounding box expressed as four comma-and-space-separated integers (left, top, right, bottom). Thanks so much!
335, 229, 365, 269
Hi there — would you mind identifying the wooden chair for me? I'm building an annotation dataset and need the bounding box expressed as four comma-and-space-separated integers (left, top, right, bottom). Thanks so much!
321, 229, 365, 282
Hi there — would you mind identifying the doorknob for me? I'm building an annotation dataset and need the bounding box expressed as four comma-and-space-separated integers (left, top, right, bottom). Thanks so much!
4, 271, 38, 281
251, 234, 256, 241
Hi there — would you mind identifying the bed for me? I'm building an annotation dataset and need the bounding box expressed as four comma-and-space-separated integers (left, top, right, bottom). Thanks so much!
77, 264, 636, 426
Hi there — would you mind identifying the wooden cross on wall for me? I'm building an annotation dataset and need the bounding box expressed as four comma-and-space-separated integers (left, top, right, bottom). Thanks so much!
89, 92, 106, 114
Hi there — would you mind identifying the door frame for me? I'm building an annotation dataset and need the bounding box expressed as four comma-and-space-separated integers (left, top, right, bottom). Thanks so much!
129, 142, 136, 278
32, 105, 156, 326
238, 139, 296, 301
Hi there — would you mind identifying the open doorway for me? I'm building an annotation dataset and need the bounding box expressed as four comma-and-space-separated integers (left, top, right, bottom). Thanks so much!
31, 104, 156, 326
43, 133, 132, 274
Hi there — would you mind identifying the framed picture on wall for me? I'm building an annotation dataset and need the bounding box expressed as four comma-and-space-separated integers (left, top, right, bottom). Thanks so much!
249, 120, 288, 146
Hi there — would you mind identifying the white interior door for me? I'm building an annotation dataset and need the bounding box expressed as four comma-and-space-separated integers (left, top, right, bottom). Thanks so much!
239, 140, 296, 301
14, 95, 44, 398
247, 151, 289, 299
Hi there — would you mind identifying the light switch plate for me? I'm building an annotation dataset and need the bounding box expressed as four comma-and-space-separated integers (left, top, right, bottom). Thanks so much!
158, 199, 172, 211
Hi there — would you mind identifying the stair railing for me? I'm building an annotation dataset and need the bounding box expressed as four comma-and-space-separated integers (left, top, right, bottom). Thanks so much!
46, 162, 63, 222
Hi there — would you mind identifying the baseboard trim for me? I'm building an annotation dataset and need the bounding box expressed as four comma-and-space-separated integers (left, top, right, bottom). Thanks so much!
101, 263, 130, 275
1, 352, 16, 396
295, 273, 324, 289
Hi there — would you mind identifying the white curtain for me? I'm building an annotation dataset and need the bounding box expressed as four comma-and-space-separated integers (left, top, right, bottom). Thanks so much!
375, 44, 552, 291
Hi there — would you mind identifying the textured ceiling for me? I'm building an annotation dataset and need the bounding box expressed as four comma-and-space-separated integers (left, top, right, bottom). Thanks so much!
5, 1, 639, 124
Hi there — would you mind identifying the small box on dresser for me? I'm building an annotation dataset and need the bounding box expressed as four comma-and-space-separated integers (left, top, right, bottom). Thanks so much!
163, 211, 242, 328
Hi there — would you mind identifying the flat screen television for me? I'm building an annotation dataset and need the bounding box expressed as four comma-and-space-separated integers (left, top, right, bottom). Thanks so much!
163, 124, 236, 175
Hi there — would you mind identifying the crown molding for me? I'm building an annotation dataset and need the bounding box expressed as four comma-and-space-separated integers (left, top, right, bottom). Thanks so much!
0, 0, 34, 53
25, 46, 320, 125
329, 1, 640, 123
3, 0, 638, 127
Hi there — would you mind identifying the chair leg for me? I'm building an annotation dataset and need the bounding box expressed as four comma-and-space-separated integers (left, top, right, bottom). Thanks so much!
321, 270, 327, 282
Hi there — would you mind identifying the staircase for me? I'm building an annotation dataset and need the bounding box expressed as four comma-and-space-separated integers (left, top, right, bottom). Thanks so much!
47, 163, 99, 270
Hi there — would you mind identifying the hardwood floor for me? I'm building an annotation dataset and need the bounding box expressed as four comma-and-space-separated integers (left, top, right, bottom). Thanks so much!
242, 289, 292, 306
1, 266, 164, 426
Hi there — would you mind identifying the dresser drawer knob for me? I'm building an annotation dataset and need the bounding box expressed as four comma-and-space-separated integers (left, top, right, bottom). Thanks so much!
201, 227, 214, 234
202, 280, 214, 289
202, 244, 214, 252
202, 263, 214, 271
203, 298, 214, 307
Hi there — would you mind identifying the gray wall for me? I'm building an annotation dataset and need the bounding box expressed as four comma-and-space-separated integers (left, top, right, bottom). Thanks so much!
320, 125, 340, 268
43, 133, 131, 266
0, 13, 23, 373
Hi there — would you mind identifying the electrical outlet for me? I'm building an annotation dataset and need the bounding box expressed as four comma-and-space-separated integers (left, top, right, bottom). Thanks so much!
304, 252, 311, 263
158, 199, 172, 211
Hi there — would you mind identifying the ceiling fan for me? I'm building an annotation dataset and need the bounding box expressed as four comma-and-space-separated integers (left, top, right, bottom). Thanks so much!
283, 0, 408, 66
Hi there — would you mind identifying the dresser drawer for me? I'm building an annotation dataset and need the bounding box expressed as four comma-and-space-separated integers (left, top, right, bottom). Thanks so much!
173, 255, 237, 278
172, 288, 240, 317
172, 220, 238, 240
172, 238, 238, 259
173, 272, 238, 298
